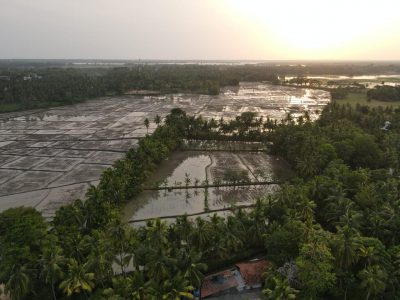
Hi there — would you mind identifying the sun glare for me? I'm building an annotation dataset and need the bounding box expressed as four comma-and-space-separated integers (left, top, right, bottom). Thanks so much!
222, 0, 399, 59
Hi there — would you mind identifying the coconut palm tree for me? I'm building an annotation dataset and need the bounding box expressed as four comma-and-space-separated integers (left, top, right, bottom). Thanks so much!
154, 114, 161, 126
40, 244, 65, 300
145, 252, 176, 284
358, 265, 387, 300
107, 220, 131, 276
161, 275, 194, 300
296, 154, 319, 178
263, 274, 299, 300
146, 218, 168, 251
358, 245, 380, 268
86, 235, 114, 287
59, 259, 95, 297
174, 215, 193, 244
332, 225, 360, 268
177, 250, 207, 288
5, 264, 31, 300
190, 218, 212, 251
221, 221, 243, 253
144, 118, 150, 134
295, 196, 316, 222
248, 198, 268, 245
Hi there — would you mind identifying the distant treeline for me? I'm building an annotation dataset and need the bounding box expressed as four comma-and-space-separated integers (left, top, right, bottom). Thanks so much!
2, 62, 400, 112
275, 62, 400, 76
329, 85, 367, 100
367, 85, 400, 102
2, 59, 400, 75
0, 65, 278, 112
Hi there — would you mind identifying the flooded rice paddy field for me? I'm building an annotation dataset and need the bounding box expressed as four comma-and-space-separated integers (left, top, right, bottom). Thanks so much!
123, 151, 292, 222
0, 82, 328, 217
182, 140, 269, 151
125, 185, 277, 224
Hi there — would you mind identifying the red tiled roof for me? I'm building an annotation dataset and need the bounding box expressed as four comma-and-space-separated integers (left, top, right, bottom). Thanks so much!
201, 269, 239, 298
236, 259, 270, 287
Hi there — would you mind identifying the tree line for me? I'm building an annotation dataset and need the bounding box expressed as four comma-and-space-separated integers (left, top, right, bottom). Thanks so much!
0, 65, 279, 112
367, 85, 400, 102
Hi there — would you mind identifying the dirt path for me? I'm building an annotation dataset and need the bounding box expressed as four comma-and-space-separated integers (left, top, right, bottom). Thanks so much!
205, 154, 214, 182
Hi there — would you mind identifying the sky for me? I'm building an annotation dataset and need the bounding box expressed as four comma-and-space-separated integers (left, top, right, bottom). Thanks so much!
1, 0, 400, 60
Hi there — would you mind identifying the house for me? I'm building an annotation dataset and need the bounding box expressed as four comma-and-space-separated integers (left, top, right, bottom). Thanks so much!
201, 269, 244, 298
236, 259, 270, 289
200, 258, 270, 299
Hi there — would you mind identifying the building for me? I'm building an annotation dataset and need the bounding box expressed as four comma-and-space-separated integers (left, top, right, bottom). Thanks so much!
201, 269, 244, 298
236, 260, 270, 289
200, 258, 270, 299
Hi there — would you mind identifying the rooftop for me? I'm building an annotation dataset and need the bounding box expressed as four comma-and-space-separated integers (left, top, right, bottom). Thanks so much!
236, 259, 270, 287
201, 269, 239, 298
201, 258, 270, 298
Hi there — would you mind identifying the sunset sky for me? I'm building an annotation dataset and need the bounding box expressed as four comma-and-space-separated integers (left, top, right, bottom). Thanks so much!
1, 0, 400, 60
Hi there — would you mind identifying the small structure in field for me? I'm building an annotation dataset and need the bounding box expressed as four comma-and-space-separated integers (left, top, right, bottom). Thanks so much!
381, 121, 391, 131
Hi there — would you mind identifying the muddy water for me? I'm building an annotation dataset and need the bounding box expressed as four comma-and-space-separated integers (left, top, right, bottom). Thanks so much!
123, 185, 279, 222
123, 151, 291, 222
140, 152, 211, 187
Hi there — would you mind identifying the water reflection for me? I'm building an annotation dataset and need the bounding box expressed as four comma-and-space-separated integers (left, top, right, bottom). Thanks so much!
123, 184, 279, 222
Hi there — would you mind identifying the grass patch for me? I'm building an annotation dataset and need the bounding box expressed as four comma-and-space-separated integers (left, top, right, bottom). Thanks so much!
336, 91, 400, 108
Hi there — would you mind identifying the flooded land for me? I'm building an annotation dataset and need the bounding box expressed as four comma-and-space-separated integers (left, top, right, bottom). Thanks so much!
123, 151, 293, 223
0, 82, 329, 217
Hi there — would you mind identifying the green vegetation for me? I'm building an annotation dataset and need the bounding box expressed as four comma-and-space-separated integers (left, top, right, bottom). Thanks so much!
328, 84, 400, 109
367, 85, 400, 102
0, 101, 71, 113
330, 87, 349, 100
3, 61, 400, 114
2, 101, 400, 299
334, 90, 400, 108
222, 169, 250, 184
0, 69, 104, 111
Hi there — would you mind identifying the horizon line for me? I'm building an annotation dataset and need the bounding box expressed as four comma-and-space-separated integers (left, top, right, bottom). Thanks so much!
1, 58, 400, 63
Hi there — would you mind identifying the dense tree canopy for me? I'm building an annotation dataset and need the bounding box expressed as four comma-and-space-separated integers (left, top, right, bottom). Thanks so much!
367, 85, 400, 102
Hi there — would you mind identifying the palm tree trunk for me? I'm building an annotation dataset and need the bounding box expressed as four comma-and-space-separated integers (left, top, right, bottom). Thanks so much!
51, 278, 57, 300
119, 252, 126, 276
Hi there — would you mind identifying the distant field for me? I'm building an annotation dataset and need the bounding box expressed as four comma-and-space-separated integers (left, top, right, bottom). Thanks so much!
336, 91, 400, 108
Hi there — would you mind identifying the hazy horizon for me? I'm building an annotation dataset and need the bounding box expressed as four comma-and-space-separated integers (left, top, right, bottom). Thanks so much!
2, 0, 400, 60
2, 58, 400, 62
